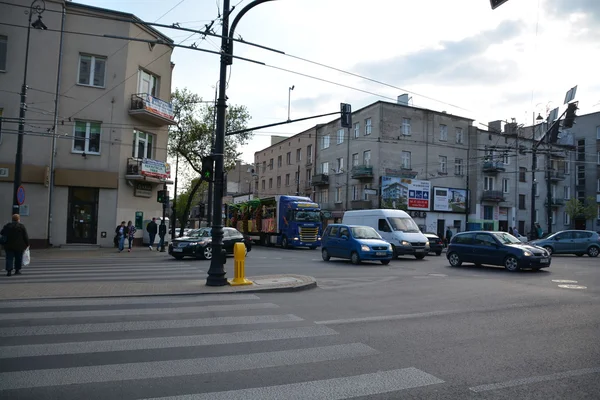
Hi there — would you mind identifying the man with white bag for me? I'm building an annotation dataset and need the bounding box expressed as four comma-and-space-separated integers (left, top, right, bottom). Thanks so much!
1, 214, 30, 277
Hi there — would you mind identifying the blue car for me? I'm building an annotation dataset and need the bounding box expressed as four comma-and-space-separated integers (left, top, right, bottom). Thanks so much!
321, 224, 394, 265
447, 231, 551, 272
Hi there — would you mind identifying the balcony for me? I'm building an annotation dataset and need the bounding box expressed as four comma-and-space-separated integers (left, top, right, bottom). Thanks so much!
549, 171, 566, 181
482, 160, 506, 173
481, 190, 505, 202
305, 159, 313, 167
129, 93, 176, 126
311, 173, 329, 186
545, 198, 566, 207
350, 199, 372, 209
125, 158, 173, 184
351, 165, 374, 179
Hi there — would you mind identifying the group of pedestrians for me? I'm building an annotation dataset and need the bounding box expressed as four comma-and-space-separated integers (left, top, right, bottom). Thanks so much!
114, 217, 167, 253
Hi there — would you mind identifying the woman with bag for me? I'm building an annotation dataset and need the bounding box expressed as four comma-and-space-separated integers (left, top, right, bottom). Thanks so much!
1, 214, 30, 277
126, 221, 136, 252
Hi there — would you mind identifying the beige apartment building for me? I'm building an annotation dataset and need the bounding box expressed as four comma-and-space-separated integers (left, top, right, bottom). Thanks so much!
0, 0, 174, 247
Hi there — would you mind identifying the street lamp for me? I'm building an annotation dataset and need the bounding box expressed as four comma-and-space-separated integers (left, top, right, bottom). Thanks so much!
287, 85, 294, 121
12, 0, 47, 215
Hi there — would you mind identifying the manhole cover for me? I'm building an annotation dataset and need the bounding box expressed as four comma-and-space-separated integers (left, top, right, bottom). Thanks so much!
552, 279, 578, 283
557, 284, 587, 289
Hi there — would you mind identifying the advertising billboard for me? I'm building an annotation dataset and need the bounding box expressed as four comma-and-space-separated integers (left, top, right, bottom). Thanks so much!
433, 187, 468, 213
381, 177, 430, 211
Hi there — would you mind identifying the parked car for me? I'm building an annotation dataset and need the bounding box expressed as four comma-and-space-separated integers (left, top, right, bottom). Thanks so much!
447, 231, 551, 271
423, 233, 443, 255
530, 230, 600, 257
321, 224, 394, 265
168, 227, 251, 260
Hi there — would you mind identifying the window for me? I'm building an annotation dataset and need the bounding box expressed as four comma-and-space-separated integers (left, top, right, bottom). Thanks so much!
335, 187, 342, 203
484, 176, 494, 191
261, 180, 265, 190
306, 145, 312, 164
402, 151, 411, 169
534, 182, 539, 196
577, 165, 585, 186
439, 156, 447, 174
502, 178, 509, 193
363, 185, 370, 200
0, 35, 6, 72
132, 129, 153, 159
454, 158, 463, 175
354, 122, 360, 138
285, 174, 290, 186
319, 189, 328, 204
352, 185, 359, 200
597, 151, 600, 165
455, 127, 464, 144
306, 169, 311, 184
519, 167, 527, 182
564, 160, 570, 174
286, 152, 291, 165
564, 186, 571, 199
352, 153, 359, 167
577, 139, 585, 161
277, 176, 281, 188
503, 152, 509, 165
269, 158, 273, 170
552, 210, 557, 225
335, 157, 344, 173
78, 54, 106, 87
519, 194, 526, 210
483, 206, 494, 220
138, 69, 159, 96
402, 118, 411, 136
439, 124, 447, 141
294, 170, 299, 185
337, 129, 344, 144
322, 134, 330, 149
269, 178, 273, 189
597, 179, 600, 192
73, 122, 102, 154
0, 108, 3, 144
577, 190, 585, 202
296, 148, 301, 162
277, 155, 282, 168
597, 126, 600, 140
363, 150, 371, 166
365, 118, 372, 135
564, 212, 570, 225
321, 161, 329, 175
254, 181, 258, 192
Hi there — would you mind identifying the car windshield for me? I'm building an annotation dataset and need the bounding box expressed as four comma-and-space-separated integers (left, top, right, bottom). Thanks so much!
493, 232, 521, 244
293, 210, 321, 222
351, 227, 381, 239
189, 228, 211, 238
387, 217, 420, 232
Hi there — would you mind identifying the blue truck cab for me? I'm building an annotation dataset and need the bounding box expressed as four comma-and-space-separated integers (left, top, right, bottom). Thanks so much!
277, 195, 322, 249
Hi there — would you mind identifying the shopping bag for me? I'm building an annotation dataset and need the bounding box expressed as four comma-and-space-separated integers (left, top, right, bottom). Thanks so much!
23, 247, 31, 266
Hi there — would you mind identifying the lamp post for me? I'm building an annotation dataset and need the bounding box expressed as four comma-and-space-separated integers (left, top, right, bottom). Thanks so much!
12, 0, 47, 215
529, 112, 544, 239
206, 0, 277, 286
287, 85, 294, 121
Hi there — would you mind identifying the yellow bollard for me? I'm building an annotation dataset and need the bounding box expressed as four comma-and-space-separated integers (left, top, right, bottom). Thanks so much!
229, 242, 253, 286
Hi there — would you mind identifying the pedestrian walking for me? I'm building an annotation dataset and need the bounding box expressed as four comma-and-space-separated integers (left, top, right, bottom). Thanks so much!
445, 228, 453, 248
1, 214, 29, 277
513, 226, 519, 237
147, 218, 158, 250
115, 221, 127, 253
158, 219, 167, 251
535, 222, 543, 239
127, 221, 136, 252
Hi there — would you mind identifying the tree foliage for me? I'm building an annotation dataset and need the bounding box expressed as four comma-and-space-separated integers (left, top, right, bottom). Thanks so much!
565, 197, 597, 223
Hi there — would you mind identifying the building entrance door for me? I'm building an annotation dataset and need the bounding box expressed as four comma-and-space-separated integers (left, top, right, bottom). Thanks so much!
67, 187, 99, 244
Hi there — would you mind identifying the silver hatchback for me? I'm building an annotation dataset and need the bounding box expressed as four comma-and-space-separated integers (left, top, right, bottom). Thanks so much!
530, 230, 600, 257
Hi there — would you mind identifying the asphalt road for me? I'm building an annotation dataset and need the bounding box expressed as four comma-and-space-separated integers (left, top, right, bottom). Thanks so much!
0, 247, 598, 399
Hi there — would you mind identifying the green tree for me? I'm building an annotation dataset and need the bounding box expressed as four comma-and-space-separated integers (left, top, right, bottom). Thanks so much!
174, 178, 207, 235
565, 197, 597, 226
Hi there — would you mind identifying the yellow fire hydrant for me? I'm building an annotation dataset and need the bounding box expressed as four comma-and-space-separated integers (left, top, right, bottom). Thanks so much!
229, 242, 253, 286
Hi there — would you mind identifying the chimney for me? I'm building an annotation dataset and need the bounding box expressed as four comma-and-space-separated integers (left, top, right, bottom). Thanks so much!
397, 94, 409, 106
488, 120, 503, 134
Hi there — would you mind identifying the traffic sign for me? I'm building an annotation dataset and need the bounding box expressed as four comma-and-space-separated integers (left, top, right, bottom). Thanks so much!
16, 186, 25, 206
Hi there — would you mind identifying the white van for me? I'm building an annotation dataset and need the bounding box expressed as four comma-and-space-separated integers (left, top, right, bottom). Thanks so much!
342, 209, 429, 259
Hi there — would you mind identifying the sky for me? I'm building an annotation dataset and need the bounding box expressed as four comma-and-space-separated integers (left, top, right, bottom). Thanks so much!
77, 0, 600, 165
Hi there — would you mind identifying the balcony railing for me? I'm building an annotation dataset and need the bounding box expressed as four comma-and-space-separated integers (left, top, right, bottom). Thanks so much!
126, 157, 172, 183
482, 160, 506, 173
481, 190, 505, 202
311, 173, 329, 186
549, 170, 566, 181
351, 165, 374, 179
545, 198, 566, 206
129, 93, 176, 126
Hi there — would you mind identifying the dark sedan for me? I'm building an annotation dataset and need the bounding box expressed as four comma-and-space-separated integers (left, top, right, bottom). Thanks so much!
424, 233, 444, 256
168, 227, 251, 260
447, 231, 551, 271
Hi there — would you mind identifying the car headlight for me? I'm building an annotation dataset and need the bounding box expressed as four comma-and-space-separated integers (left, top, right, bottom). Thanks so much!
361, 245, 370, 252
523, 251, 532, 256
425, 242, 430, 248
317, 237, 321, 241
401, 240, 410, 246
293, 237, 299, 241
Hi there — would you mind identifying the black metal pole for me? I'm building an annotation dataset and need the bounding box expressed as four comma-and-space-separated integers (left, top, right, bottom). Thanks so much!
296, 164, 300, 195
206, 84, 218, 227
160, 182, 167, 252
530, 150, 537, 239
171, 152, 179, 238
546, 132, 553, 234
206, 0, 231, 286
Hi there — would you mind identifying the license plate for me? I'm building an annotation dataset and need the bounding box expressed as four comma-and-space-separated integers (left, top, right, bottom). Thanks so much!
415, 249, 424, 253
376, 252, 386, 256
540, 258, 549, 264
172, 248, 183, 253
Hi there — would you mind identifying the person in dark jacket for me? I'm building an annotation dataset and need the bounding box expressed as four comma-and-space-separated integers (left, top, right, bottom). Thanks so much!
115, 221, 127, 253
1, 214, 29, 277
147, 218, 158, 250
158, 219, 167, 251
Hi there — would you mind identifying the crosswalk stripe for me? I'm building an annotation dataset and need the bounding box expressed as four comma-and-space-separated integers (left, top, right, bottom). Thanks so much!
3, 270, 201, 278
0, 276, 204, 284
0, 314, 304, 337
20, 265, 196, 271
142, 368, 445, 400
0, 343, 378, 391
0, 294, 260, 309
0, 326, 338, 358
0, 303, 279, 320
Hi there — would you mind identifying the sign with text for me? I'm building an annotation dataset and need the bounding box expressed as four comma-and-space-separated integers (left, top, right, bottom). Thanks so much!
381, 177, 430, 211
134, 182, 153, 198
433, 187, 468, 213
143, 95, 174, 121
140, 159, 171, 180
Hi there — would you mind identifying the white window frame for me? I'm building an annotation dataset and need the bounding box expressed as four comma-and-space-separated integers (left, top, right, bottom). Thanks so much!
322, 134, 330, 149
352, 153, 359, 167
564, 212, 570, 225
455, 127, 464, 144
277, 155, 282, 168
564, 186, 571, 199
484, 176, 495, 191
306, 145, 312, 164
564, 160, 570, 174
365, 118, 372, 136
320, 189, 328, 204
335, 187, 342, 203
401, 151, 411, 169
269, 178, 273, 189
286, 152, 291, 165
363, 185, 370, 200
336, 157, 344, 173
138, 69, 159, 96
0, 35, 6, 72
352, 185, 358, 200
132, 130, 153, 159
78, 54, 106, 88
337, 129, 344, 144
439, 156, 447, 174
552, 210, 557, 225
321, 161, 329, 175
73, 121, 102, 154
354, 122, 360, 138
402, 118, 411, 136
277, 176, 281, 188
439, 124, 447, 141
502, 178, 509, 194
454, 158, 463, 175
503, 153, 509, 165
296, 148, 301, 162
363, 150, 371, 166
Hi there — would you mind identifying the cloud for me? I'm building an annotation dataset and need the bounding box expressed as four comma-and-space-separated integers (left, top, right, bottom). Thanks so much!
354, 20, 524, 85
291, 93, 334, 114
431, 57, 520, 85
544, 0, 600, 40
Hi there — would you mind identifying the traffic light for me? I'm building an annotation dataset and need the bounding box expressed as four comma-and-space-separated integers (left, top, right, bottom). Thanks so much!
563, 102, 578, 129
198, 203, 205, 218
201, 156, 214, 181
156, 190, 168, 204
340, 103, 352, 128
490, 0, 510, 9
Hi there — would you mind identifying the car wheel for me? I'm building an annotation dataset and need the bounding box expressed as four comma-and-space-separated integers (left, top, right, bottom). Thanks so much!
351, 251, 361, 265
448, 252, 462, 267
380, 259, 390, 265
504, 255, 520, 272
321, 248, 330, 261
282, 236, 289, 249
543, 246, 553, 255
435, 251, 442, 256
576, 253, 584, 257
414, 254, 426, 260
202, 245, 213, 260
587, 246, 599, 257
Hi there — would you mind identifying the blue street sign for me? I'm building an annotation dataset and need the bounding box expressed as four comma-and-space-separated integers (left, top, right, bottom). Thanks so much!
17, 186, 25, 206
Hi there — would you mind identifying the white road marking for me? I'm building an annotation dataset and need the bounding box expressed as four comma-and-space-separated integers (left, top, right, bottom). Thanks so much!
315, 310, 456, 325
552, 279, 578, 283
557, 284, 587, 289
469, 367, 600, 392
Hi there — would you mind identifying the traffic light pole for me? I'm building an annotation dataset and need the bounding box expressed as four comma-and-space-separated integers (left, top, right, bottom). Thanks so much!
160, 182, 167, 253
